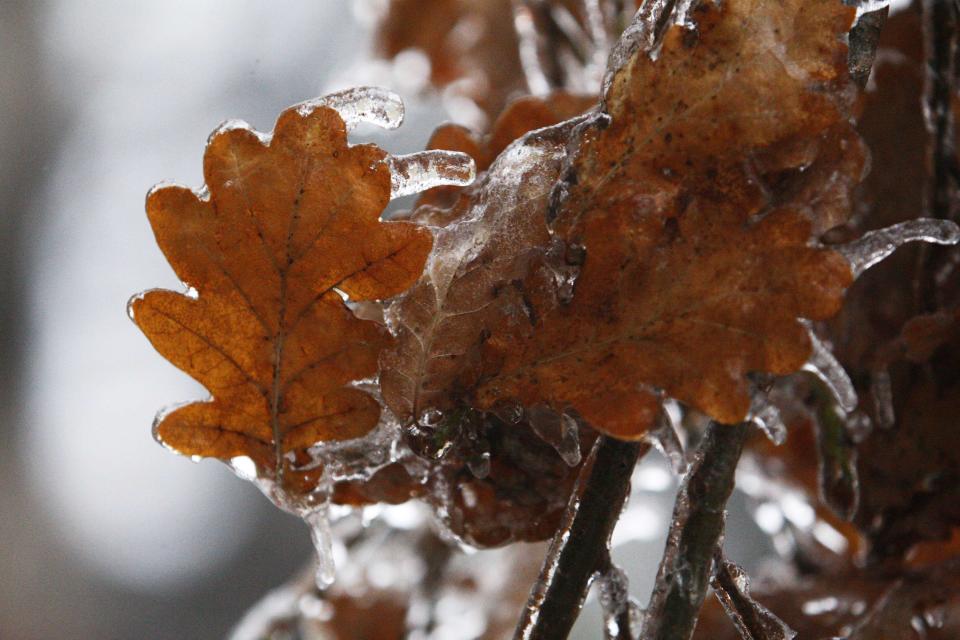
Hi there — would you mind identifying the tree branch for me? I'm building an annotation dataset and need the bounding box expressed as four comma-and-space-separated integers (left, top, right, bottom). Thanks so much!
513, 435, 648, 640
640, 421, 748, 640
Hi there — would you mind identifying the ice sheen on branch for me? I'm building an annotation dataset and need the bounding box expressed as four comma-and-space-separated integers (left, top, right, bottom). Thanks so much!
711, 558, 798, 640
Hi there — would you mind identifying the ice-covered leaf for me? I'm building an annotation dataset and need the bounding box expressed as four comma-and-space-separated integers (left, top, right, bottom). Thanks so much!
130, 89, 436, 496
471, 0, 866, 439
381, 117, 586, 426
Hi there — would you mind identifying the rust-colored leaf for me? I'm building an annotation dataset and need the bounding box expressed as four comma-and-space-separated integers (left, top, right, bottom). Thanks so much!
472, 0, 865, 439
130, 93, 432, 493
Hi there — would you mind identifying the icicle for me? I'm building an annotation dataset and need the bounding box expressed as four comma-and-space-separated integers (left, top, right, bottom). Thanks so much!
645, 405, 687, 475
304, 507, 336, 589
871, 367, 896, 429
559, 413, 583, 467
747, 394, 788, 446
387, 150, 476, 199
295, 86, 405, 132
802, 325, 858, 414
527, 405, 582, 466
711, 558, 798, 640
835, 219, 960, 279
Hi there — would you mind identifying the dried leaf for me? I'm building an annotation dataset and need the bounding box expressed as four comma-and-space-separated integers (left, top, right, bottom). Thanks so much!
473, 0, 864, 439
131, 91, 433, 494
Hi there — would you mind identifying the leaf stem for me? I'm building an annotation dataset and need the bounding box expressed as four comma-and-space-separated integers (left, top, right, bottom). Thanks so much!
640, 421, 748, 640
513, 435, 648, 640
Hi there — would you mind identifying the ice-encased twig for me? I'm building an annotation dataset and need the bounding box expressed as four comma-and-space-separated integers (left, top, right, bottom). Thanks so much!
802, 325, 858, 414
295, 86, 404, 132
597, 554, 642, 640
870, 367, 896, 429
835, 219, 960, 279
387, 150, 476, 199
640, 421, 748, 640
513, 436, 647, 640
710, 557, 797, 640
922, 0, 960, 221
512, 0, 554, 94
646, 406, 688, 474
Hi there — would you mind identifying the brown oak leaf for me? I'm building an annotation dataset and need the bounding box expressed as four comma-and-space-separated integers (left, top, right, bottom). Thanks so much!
130, 95, 432, 493
472, 0, 865, 439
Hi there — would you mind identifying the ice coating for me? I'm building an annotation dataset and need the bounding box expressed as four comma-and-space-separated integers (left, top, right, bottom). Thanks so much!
711, 558, 798, 640
596, 562, 642, 640
748, 394, 788, 446
847, 0, 893, 18
802, 325, 858, 414
835, 219, 960, 279
294, 86, 404, 132
380, 117, 588, 426
527, 405, 583, 467
386, 150, 476, 199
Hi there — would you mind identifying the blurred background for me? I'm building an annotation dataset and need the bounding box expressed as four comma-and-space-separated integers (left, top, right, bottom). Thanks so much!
0, 2, 775, 638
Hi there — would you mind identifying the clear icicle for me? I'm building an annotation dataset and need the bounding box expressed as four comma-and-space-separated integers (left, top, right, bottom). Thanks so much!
304, 507, 336, 589
835, 219, 960, 279
646, 406, 687, 475
871, 367, 896, 429
748, 394, 788, 446
512, 0, 552, 94
295, 86, 404, 132
802, 325, 858, 414
711, 558, 798, 640
559, 413, 583, 467
387, 150, 476, 199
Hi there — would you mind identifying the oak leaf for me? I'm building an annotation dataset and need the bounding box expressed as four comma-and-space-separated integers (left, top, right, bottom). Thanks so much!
472, 0, 865, 439
130, 92, 432, 493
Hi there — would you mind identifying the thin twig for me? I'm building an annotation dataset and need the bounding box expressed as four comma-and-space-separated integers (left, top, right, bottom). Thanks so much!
640, 421, 748, 640
513, 435, 648, 640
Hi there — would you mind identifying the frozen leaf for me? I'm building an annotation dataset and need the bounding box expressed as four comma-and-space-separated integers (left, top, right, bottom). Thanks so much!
473, 0, 867, 440
130, 89, 435, 497
381, 117, 585, 426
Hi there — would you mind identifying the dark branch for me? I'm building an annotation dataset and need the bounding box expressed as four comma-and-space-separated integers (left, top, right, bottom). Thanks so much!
513, 435, 648, 640
640, 421, 748, 640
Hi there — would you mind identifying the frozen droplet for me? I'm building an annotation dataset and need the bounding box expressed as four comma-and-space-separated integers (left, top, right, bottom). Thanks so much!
467, 451, 491, 479
295, 86, 404, 132
871, 367, 895, 429
748, 394, 788, 446
491, 399, 524, 424
228, 455, 258, 482
645, 407, 687, 475
304, 508, 336, 589
835, 219, 960, 279
387, 150, 476, 199
802, 325, 858, 414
